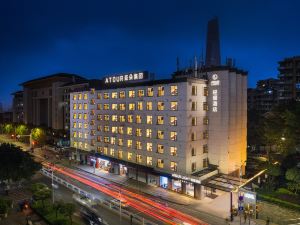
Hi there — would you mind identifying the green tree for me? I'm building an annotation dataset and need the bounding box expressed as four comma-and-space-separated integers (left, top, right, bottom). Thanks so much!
3, 124, 14, 135
31, 128, 46, 146
0, 143, 41, 185
53, 200, 64, 218
32, 184, 51, 208
285, 167, 300, 194
266, 163, 281, 190
0, 198, 10, 215
60, 203, 75, 225
15, 124, 28, 142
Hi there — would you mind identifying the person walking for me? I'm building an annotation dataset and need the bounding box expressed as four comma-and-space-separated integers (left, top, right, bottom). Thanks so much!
266, 217, 270, 225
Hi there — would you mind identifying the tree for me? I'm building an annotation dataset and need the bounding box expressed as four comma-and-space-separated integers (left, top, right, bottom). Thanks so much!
0, 198, 9, 215
0, 143, 41, 185
60, 203, 75, 225
31, 183, 51, 208
3, 124, 14, 135
285, 167, 300, 194
31, 128, 46, 146
53, 200, 64, 218
15, 124, 28, 142
266, 164, 281, 190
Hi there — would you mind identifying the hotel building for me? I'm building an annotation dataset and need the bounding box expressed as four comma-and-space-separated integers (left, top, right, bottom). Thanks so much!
70, 68, 247, 199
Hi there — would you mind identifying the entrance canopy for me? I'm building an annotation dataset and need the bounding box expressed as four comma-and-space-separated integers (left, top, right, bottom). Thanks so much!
202, 174, 248, 192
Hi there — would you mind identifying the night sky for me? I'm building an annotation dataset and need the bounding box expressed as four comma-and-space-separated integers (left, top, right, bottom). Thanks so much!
1, 0, 300, 108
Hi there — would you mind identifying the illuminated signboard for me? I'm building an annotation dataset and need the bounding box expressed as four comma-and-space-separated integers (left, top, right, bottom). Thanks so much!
104, 72, 148, 84
172, 173, 201, 184
210, 74, 220, 112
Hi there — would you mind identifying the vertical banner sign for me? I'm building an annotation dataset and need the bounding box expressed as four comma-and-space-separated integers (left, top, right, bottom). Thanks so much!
210, 74, 220, 112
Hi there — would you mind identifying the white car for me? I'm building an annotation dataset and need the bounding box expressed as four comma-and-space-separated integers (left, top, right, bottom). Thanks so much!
73, 194, 96, 207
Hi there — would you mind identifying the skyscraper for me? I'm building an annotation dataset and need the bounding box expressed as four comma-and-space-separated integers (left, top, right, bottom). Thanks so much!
205, 17, 221, 67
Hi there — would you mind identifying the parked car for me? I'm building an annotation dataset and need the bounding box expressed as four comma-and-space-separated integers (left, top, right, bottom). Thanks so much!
80, 208, 104, 225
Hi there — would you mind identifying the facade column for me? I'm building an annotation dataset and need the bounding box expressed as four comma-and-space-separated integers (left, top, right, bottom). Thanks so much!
114, 163, 120, 175
194, 183, 202, 199
181, 182, 187, 194
167, 178, 172, 190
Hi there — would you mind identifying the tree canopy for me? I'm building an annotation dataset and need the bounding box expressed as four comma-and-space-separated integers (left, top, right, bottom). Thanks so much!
31, 128, 46, 146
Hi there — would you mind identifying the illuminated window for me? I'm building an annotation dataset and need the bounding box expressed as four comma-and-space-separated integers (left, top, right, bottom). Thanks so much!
146, 102, 153, 110
170, 101, 178, 111
104, 126, 110, 132
170, 162, 177, 171
97, 146, 102, 153
170, 116, 177, 126
97, 125, 101, 131
157, 130, 164, 139
136, 141, 142, 150
91, 130, 96, 136
137, 101, 143, 110
90, 88, 95, 94
112, 126, 118, 134
192, 117, 197, 126
84, 143, 88, 149
157, 144, 164, 154
78, 94, 82, 100
147, 143, 152, 152
128, 90, 135, 98
203, 144, 208, 153
203, 131, 208, 139
136, 115, 142, 124
73, 132, 77, 138
97, 93, 101, 99
78, 104, 82, 110
111, 137, 116, 145
112, 92, 118, 99
97, 104, 102, 110
90, 120, 95, 126
84, 103, 88, 110
203, 117, 209, 125
112, 115, 118, 122
146, 116, 152, 124
136, 154, 142, 163
127, 115, 133, 123
119, 115, 126, 122
203, 158, 209, 168
119, 103, 126, 111
203, 102, 208, 111
127, 127, 133, 135
110, 148, 115, 157
191, 147, 196, 156
84, 93, 88, 100
104, 93, 109, 99
78, 123, 82, 128
192, 102, 197, 111
203, 87, 208, 96
73, 104, 77, 110
118, 138, 123, 146
118, 150, 123, 159
192, 162, 196, 172
84, 123, 88, 129
97, 136, 102, 142
78, 132, 82, 138
119, 91, 126, 98
157, 86, 164, 97
73, 142, 77, 148
104, 104, 110, 110
78, 113, 82, 119
146, 129, 152, 138
147, 87, 154, 97
170, 131, 177, 141
118, 126, 124, 134
112, 104, 118, 110
90, 110, 95, 116
191, 132, 196, 141
157, 116, 164, 125
97, 114, 102, 121
90, 98, 95, 105
147, 157, 153, 166
157, 159, 164, 168
170, 85, 178, 96
84, 113, 88, 120
73, 114, 77, 119
170, 146, 177, 156
192, 86, 197, 96
103, 147, 108, 155
104, 115, 110, 121
73, 95, 77, 100
104, 137, 110, 143
136, 128, 142, 137
128, 103, 135, 111
128, 152, 133, 161
137, 89, 144, 97
127, 140, 133, 148
157, 102, 164, 111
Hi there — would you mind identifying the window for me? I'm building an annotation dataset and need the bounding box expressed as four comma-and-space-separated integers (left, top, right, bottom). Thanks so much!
97, 136, 101, 142
157, 116, 164, 125
147, 157, 153, 166
136, 115, 142, 124
104, 115, 110, 121
119, 103, 126, 111
203, 144, 208, 153
192, 102, 197, 111
136, 154, 142, 163
170, 101, 178, 111
192, 86, 197, 96
78, 104, 82, 110
119, 115, 126, 122
112, 92, 118, 99
84, 93, 88, 100
157, 144, 164, 154
136, 141, 142, 150
146, 116, 152, 124
127, 139, 133, 148
118, 126, 124, 134
103, 147, 108, 155
147, 143, 152, 152
78, 94, 82, 100
129, 103, 135, 111
97, 104, 102, 110
110, 148, 115, 156
128, 115, 133, 123
204, 87, 208, 96
90, 110, 95, 116
170, 162, 177, 171
170, 146, 177, 156
147, 87, 154, 97
128, 152, 133, 161
170, 131, 177, 141
84, 123, 88, 129
170, 85, 178, 96
191, 147, 196, 156
73, 104, 77, 110
146, 102, 153, 110
97, 114, 102, 121
146, 129, 152, 138
78, 113, 82, 119
170, 116, 177, 126
203, 117, 209, 125
128, 90, 135, 98
203, 131, 208, 139
104, 137, 110, 143
104, 126, 110, 132
118, 150, 123, 159
137, 101, 143, 110
136, 128, 142, 137
73, 132, 77, 138
192, 162, 196, 172
191, 132, 196, 141
73, 95, 77, 100
112, 115, 118, 122
78, 123, 82, 128
203, 102, 208, 111
157, 102, 164, 111
138, 89, 144, 97
203, 158, 208, 168
119, 91, 126, 99
104, 93, 109, 99
73, 114, 77, 119
157, 86, 165, 96
192, 117, 197, 126
157, 159, 164, 168
73, 122, 77, 128
127, 127, 133, 135
157, 130, 164, 139
84, 103, 88, 110
118, 138, 123, 146
97, 93, 101, 99
112, 104, 118, 110
97, 125, 102, 131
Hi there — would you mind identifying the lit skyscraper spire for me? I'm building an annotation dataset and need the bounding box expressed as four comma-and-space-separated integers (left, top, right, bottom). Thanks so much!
205, 17, 221, 67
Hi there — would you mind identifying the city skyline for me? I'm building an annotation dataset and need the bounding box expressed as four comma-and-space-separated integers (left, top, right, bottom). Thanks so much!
1, 0, 300, 107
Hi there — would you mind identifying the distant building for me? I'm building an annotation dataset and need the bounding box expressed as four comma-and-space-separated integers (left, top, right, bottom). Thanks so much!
11, 91, 24, 123
0, 111, 13, 124
247, 78, 279, 114
205, 17, 221, 67
278, 56, 300, 103
20, 73, 87, 130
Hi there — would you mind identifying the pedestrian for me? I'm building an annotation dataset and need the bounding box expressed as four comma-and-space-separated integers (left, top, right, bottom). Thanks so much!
266, 217, 270, 225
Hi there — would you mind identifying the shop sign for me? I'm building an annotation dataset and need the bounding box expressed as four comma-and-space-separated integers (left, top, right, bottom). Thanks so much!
210, 74, 220, 112
104, 72, 147, 84
172, 173, 201, 184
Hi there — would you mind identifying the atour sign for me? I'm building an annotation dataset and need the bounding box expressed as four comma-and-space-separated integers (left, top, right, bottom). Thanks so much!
210, 73, 220, 112
104, 72, 148, 84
